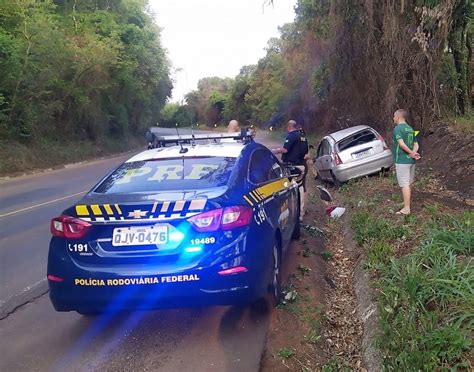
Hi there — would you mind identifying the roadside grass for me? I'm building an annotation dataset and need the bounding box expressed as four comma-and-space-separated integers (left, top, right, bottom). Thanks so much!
340, 176, 473, 370
0, 135, 143, 176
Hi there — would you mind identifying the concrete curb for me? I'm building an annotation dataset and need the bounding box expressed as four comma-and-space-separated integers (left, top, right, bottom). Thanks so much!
353, 260, 383, 371
340, 213, 383, 372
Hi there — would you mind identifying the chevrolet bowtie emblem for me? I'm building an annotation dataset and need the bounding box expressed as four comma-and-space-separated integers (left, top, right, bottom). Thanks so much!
128, 209, 147, 219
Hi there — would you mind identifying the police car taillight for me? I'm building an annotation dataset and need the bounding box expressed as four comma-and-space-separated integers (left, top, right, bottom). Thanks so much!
51, 215, 92, 239
221, 206, 252, 230
188, 209, 222, 232
188, 206, 252, 232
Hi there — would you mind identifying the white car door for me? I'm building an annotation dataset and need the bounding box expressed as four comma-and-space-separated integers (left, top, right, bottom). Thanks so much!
315, 139, 333, 180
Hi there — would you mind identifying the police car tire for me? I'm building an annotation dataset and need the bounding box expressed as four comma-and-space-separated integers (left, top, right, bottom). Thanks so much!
250, 297, 270, 313
291, 194, 301, 240
292, 218, 301, 240
269, 240, 282, 306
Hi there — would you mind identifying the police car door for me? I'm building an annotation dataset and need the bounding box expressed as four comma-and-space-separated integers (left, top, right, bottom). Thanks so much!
247, 149, 293, 247
269, 153, 296, 246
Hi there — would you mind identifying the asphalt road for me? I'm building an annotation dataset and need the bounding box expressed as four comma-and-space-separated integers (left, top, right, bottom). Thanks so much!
0, 154, 134, 316
0, 128, 280, 371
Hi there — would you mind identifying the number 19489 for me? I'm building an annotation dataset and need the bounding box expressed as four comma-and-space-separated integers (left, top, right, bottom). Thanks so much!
190, 237, 216, 245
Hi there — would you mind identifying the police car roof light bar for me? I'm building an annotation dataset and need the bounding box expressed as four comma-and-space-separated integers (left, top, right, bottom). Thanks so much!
154, 132, 254, 146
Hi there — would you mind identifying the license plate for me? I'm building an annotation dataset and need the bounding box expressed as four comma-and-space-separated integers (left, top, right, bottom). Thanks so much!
353, 150, 371, 159
112, 225, 168, 247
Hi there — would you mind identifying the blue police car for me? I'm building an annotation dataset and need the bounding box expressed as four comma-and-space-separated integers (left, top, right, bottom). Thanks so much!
47, 133, 301, 314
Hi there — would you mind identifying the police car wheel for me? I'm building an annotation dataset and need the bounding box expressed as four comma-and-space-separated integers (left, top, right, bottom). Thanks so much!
250, 297, 270, 314
291, 194, 301, 240
292, 217, 301, 240
269, 240, 282, 306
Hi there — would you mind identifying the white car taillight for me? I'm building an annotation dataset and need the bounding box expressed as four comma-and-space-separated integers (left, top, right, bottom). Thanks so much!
377, 135, 389, 150
333, 152, 343, 165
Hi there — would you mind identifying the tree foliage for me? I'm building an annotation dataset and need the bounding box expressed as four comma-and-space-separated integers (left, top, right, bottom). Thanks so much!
183, 76, 232, 126
0, 0, 172, 142
323, 0, 473, 131
175, 0, 471, 134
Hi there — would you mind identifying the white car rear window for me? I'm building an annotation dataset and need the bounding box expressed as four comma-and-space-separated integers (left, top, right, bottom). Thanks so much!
337, 130, 376, 152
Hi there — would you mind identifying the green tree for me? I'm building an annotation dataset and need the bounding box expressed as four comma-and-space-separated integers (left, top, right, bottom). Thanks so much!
185, 76, 232, 126
159, 102, 180, 127
0, 0, 172, 142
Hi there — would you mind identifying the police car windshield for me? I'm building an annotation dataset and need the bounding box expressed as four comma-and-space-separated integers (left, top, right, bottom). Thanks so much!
94, 157, 236, 194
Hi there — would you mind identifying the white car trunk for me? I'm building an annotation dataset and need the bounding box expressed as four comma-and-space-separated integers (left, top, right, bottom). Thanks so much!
336, 129, 384, 164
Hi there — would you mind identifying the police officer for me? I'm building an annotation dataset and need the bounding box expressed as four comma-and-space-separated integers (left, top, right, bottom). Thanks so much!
272, 120, 309, 220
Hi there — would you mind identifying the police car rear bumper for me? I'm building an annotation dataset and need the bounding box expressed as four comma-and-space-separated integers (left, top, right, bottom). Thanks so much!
48, 256, 269, 312
49, 284, 259, 312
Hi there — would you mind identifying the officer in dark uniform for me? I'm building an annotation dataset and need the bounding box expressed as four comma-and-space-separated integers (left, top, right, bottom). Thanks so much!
272, 120, 309, 220
281, 121, 308, 165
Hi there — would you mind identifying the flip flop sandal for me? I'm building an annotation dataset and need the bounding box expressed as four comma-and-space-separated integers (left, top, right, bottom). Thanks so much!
396, 210, 410, 215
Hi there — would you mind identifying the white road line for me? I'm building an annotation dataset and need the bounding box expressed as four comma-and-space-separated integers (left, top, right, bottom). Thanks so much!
0, 190, 88, 218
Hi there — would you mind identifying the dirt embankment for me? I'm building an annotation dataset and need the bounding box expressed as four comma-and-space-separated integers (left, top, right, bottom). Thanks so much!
421, 123, 473, 200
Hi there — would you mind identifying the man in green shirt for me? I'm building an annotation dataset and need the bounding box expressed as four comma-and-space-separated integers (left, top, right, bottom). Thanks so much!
393, 109, 421, 215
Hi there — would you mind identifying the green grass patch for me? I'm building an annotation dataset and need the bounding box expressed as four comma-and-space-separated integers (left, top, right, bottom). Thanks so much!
320, 250, 333, 261
377, 213, 473, 370
348, 187, 473, 370
350, 211, 412, 246
364, 240, 395, 270
277, 347, 295, 359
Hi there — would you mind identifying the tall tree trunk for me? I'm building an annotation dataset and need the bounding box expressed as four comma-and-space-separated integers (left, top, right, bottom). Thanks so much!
466, 30, 473, 107
452, 46, 466, 115
447, 0, 471, 115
